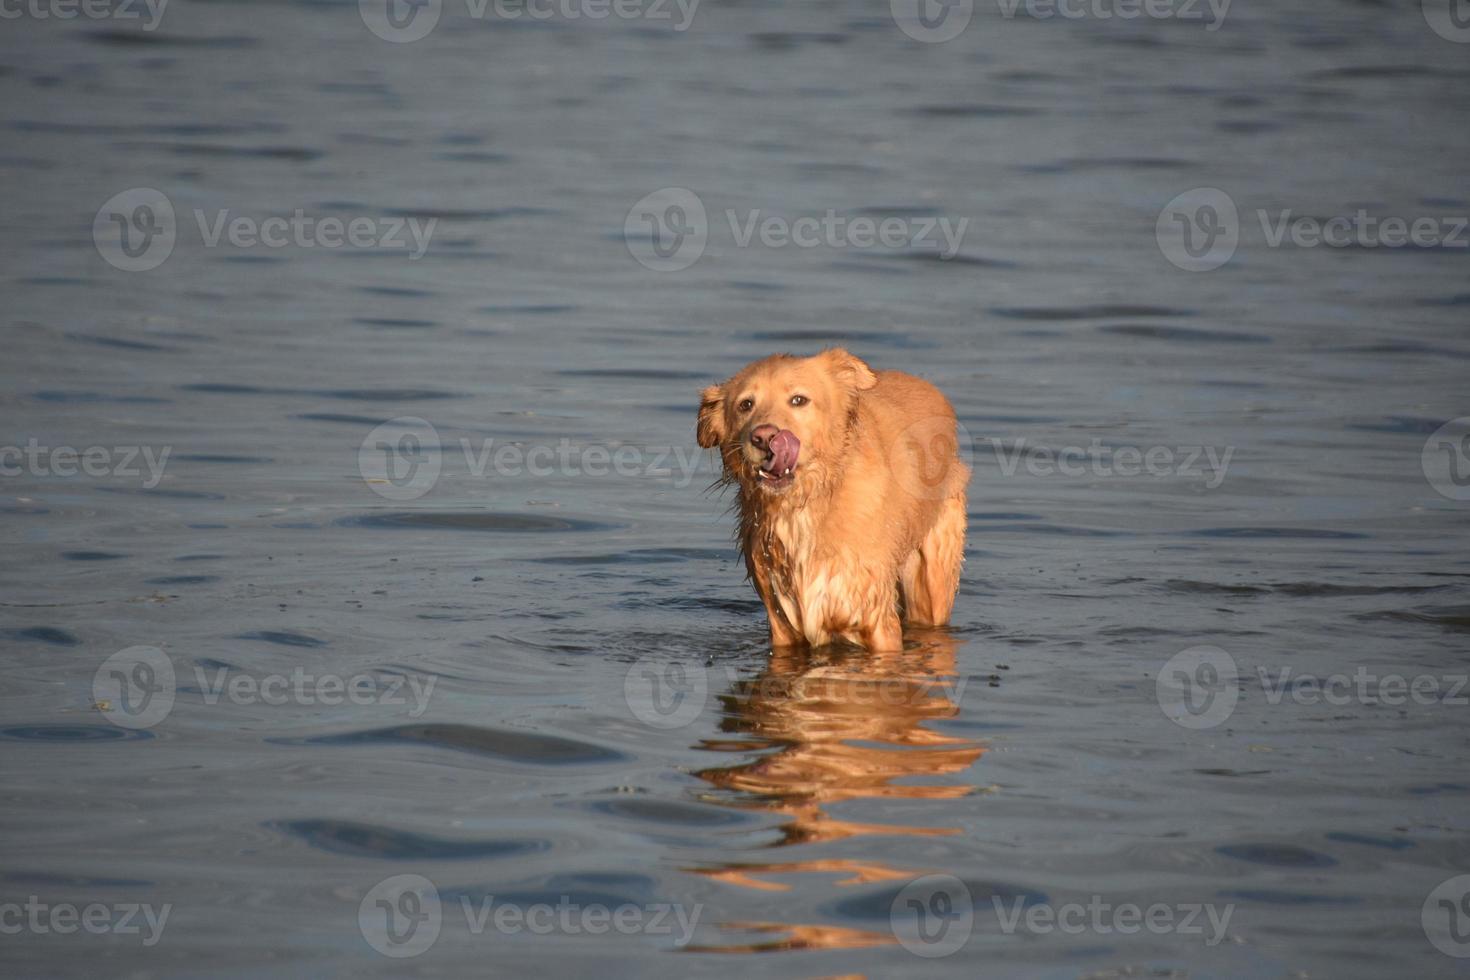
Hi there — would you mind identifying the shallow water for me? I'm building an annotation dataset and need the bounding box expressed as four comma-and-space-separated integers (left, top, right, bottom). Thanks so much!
2, 0, 1469, 976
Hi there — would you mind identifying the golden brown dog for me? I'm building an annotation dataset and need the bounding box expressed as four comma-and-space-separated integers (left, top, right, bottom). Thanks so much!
696, 348, 968, 650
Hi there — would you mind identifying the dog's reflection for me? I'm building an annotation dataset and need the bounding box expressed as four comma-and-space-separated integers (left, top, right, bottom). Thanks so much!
689, 630, 984, 895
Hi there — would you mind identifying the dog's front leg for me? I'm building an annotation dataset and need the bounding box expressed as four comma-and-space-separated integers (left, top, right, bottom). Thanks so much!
859, 612, 903, 652
757, 583, 804, 649
747, 557, 804, 648
765, 608, 803, 649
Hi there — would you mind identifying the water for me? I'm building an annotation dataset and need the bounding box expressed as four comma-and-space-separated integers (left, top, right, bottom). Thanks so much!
2, 0, 1469, 976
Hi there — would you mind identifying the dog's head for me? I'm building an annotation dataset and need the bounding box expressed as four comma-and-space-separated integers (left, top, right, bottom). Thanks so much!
697, 348, 877, 495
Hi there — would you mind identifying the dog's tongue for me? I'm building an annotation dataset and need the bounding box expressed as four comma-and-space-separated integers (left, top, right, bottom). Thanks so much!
761, 429, 801, 475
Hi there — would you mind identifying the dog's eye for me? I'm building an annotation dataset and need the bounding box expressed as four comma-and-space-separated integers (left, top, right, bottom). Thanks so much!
789, 395, 808, 407
737, 398, 755, 412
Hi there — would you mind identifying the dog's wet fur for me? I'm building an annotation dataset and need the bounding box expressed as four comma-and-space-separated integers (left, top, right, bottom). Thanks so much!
697, 348, 968, 650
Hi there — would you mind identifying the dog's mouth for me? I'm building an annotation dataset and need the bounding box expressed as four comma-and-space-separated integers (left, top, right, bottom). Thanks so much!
755, 429, 801, 490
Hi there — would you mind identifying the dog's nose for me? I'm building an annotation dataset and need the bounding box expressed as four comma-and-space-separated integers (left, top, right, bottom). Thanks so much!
749, 424, 779, 451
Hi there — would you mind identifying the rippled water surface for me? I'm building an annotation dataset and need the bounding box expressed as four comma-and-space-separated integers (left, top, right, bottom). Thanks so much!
2, 1, 1469, 976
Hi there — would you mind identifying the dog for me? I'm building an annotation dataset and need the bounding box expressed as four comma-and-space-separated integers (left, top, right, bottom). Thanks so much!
696, 348, 968, 650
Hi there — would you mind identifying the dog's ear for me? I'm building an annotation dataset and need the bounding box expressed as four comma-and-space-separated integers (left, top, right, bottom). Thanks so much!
822, 348, 877, 391
696, 384, 726, 448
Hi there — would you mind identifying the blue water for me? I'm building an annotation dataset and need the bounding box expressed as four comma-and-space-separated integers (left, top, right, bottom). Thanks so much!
2, 1, 1469, 976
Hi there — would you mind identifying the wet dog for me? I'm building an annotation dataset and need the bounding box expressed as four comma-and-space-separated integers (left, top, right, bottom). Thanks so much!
697, 349, 968, 650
